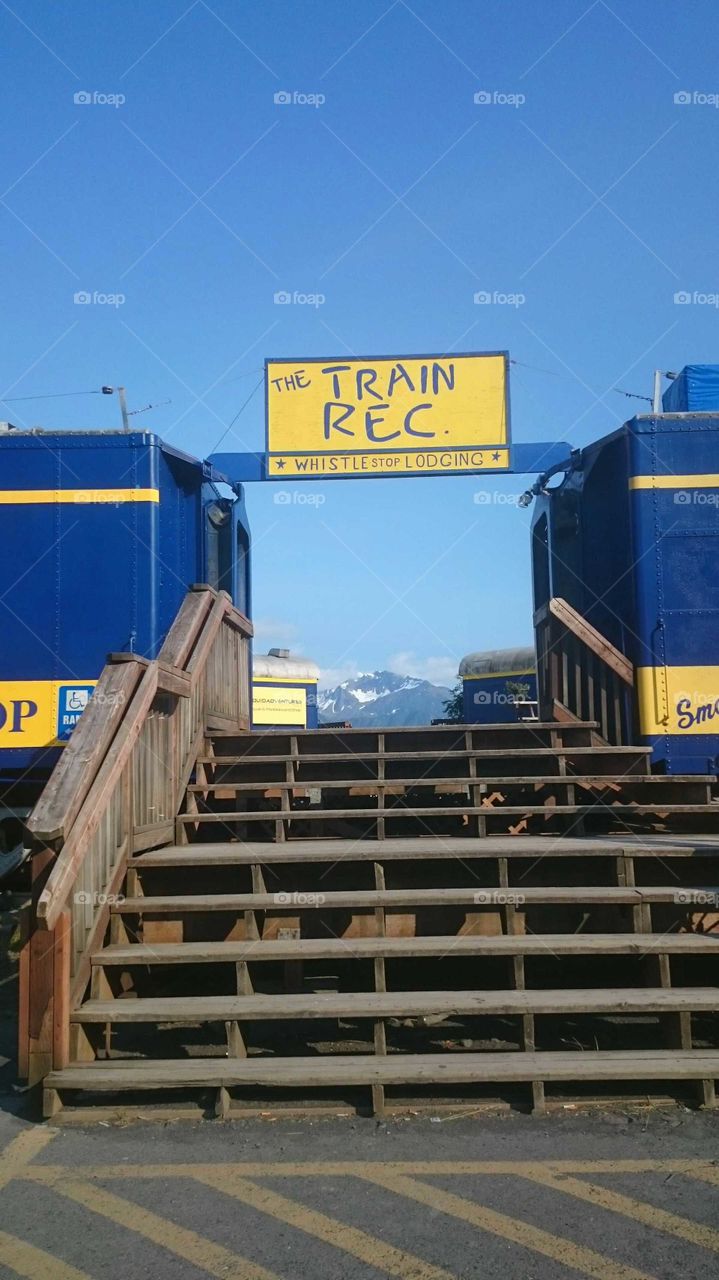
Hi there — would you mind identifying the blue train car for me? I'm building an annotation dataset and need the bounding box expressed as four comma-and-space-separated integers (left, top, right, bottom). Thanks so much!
459, 648, 537, 723
252, 650, 319, 729
531, 377, 719, 774
0, 428, 251, 782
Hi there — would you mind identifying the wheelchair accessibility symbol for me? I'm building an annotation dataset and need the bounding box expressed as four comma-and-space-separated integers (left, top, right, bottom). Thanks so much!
57, 685, 95, 740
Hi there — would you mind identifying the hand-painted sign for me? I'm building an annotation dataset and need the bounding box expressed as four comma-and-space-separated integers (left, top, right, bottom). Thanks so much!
0, 680, 96, 748
266, 352, 510, 477
637, 666, 719, 735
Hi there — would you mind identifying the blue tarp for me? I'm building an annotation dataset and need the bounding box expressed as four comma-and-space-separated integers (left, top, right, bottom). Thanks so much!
663, 364, 719, 412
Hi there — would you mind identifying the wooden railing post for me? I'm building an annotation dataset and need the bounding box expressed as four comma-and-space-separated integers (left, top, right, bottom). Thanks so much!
22, 845, 60, 1084
52, 910, 72, 1070
538, 598, 635, 744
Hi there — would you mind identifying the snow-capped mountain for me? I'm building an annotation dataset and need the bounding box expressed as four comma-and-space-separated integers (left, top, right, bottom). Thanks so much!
318, 670, 452, 727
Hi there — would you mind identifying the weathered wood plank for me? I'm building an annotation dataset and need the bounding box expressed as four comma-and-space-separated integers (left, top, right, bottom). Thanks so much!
157, 588, 213, 669
52, 909, 72, 1068
36, 664, 160, 931
113, 885, 716, 913
94, 933, 719, 965
175, 802, 717, 822
26, 663, 143, 843
133, 834, 719, 867
199, 747, 653, 766
549, 598, 634, 685
185, 775, 706, 793
72, 986, 719, 1023
46, 1049, 719, 1093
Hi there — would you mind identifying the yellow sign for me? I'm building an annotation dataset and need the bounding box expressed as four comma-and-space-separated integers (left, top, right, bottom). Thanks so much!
637, 666, 719, 735
268, 448, 510, 477
0, 680, 97, 748
266, 353, 509, 477
253, 684, 307, 726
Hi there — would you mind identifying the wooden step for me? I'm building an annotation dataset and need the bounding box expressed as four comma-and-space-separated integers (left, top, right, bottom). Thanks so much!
134, 835, 719, 867
113, 885, 719, 913
177, 803, 718, 824
187, 775, 710, 792
199, 746, 652, 763
45, 1049, 719, 1095
210, 722, 600, 739
93, 933, 719, 965
72, 987, 719, 1023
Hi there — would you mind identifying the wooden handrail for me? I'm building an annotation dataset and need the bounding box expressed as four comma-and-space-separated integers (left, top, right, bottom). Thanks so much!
20, 585, 254, 1082
27, 587, 253, 932
26, 661, 145, 844
36, 662, 160, 930
548, 598, 633, 686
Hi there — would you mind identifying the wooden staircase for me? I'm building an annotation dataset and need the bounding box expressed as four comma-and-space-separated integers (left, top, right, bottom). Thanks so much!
18, 592, 719, 1119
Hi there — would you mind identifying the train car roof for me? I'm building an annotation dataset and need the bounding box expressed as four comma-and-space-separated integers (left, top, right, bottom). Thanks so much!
459, 646, 535, 677
0, 427, 235, 488
253, 652, 320, 680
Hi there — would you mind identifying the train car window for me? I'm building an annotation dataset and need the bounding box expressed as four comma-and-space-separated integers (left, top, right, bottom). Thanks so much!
205, 501, 232, 594
532, 514, 550, 610
235, 521, 250, 615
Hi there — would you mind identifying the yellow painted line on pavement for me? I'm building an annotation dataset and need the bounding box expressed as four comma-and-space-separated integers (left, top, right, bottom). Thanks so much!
520, 1168, 719, 1254
683, 1167, 719, 1189
195, 1169, 458, 1280
0, 1230, 92, 1280
19, 1158, 719, 1181
358, 1170, 655, 1280
48, 1177, 281, 1280
0, 1128, 58, 1191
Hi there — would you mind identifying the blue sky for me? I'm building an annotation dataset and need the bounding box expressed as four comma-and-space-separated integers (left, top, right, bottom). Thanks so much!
3, 0, 719, 688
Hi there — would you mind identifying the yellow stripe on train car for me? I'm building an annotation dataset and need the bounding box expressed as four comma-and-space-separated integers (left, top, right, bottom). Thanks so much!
0, 489, 160, 504
629, 474, 719, 490
252, 676, 319, 685
636, 666, 719, 735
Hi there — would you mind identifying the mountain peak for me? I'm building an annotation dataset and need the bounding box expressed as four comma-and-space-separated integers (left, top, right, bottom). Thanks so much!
318, 670, 450, 726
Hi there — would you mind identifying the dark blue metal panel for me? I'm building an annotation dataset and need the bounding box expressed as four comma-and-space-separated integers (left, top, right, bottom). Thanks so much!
0, 430, 252, 776
462, 672, 538, 724
663, 366, 719, 412
628, 415, 719, 773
